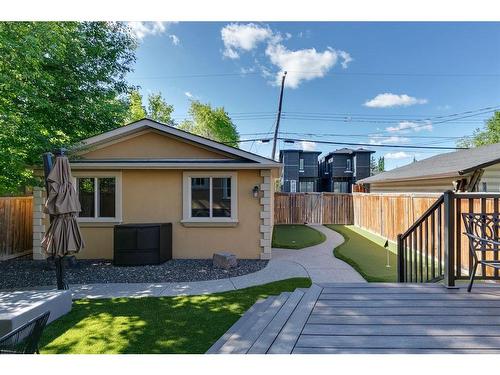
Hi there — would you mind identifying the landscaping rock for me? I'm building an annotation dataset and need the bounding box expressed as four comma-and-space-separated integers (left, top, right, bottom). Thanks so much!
0, 258, 268, 289
213, 252, 238, 270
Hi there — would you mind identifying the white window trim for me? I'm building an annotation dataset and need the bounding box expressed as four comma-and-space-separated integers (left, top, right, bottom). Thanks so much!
299, 158, 304, 172
182, 171, 238, 223
72, 171, 122, 223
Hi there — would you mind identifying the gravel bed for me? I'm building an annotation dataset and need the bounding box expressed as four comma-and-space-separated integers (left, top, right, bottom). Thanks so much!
0, 257, 269, 290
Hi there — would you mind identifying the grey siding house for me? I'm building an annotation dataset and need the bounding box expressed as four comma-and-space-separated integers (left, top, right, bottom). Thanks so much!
279, 150, 322, 192
358, 142, 500, 193
319, 148, 375, 193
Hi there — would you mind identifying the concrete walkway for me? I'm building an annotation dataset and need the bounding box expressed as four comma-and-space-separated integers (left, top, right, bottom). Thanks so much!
31, 225, 363, 299
67, 259, 308, 299
272, 225, 366, 284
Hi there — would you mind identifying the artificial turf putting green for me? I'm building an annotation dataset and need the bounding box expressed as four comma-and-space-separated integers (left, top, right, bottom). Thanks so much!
272, 224, 326, 249
325, 225, 397, 282
39, 277, 311, 354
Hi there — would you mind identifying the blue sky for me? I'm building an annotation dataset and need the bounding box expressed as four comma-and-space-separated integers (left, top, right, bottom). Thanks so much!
126, 22, 500, 170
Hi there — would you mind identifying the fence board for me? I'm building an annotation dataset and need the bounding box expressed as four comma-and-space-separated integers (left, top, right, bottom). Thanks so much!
274, 193, 353, 225
0, 197, 33, 260
353, 193, 441, 242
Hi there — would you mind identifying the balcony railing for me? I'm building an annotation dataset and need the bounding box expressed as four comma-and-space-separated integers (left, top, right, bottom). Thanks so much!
397, 191, 500, 287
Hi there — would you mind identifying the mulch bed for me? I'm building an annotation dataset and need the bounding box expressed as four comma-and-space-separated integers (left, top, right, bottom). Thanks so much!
0, 257, 269, 290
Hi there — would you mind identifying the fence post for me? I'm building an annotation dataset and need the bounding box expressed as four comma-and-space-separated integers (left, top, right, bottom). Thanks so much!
397, 234, 404, 282
443, 190, 456, 288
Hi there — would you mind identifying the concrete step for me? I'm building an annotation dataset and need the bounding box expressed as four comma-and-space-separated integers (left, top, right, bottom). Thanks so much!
248, 289, 305, 354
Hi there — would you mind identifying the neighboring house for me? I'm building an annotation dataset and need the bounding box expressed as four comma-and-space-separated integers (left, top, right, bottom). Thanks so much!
279, 149, 321, 192
32, 119, 281, 261
319, 148, 375, 193
357, 142, 500, 193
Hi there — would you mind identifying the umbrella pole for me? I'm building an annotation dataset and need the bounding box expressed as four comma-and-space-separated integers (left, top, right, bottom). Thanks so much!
43, 150, 68, 290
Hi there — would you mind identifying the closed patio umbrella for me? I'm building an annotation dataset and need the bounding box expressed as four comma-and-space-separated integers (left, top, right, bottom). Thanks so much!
41, 150, 84, 289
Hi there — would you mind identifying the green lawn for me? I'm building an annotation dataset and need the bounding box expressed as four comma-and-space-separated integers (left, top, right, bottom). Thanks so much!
272, 224, 326, 249
325, 225, 397, 282
40, 277, 311, 354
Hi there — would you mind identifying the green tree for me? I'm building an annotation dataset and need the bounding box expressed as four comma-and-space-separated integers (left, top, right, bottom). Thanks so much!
457, 111, 500, 148
126, 90, 146, 122
377, 156, 385, 172
178, 101, 239, 147
125, 91, 175, 125
370, 156, 378, 175
148, 92, 174, 125
0, 22, 136, 195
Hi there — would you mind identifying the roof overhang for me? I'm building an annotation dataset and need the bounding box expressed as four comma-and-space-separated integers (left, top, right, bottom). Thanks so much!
72, 118, 281, 167
69, 160, 282, 170
358, 171, 465, 185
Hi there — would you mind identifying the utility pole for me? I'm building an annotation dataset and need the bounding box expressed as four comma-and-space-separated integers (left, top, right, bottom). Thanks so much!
271, 71, 287, 161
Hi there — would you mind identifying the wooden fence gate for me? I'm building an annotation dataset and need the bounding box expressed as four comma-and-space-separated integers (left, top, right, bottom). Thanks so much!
0, 196, 33, 260
274, 193, 353, 225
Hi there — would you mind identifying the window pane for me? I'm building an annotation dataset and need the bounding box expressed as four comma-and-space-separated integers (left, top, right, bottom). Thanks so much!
212, 177, 231, 217
99, 178, 115, 218
191, 177, 210, 217
78, 178, 95, 217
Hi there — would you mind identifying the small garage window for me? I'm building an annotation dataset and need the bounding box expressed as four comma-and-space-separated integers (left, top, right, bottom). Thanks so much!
73, 172, 122, 222
183, 172, 238, 223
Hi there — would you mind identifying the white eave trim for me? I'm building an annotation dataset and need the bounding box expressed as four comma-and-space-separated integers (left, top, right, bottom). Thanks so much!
74, 119, 281, 166
69, 162, 282, 170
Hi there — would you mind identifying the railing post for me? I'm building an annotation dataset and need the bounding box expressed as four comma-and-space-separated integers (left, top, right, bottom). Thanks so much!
443, 190, 456, 287
397, 234, 405, 282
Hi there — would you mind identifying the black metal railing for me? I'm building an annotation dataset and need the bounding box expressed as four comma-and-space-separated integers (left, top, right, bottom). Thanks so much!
397, 195, 445, 283
397, 191, 500, 286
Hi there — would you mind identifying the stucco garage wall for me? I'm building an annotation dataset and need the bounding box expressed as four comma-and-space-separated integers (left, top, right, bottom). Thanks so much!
76, 169, 263, 259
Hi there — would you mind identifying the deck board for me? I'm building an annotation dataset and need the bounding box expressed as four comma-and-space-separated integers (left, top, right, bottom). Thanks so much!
208, 283, 500, 354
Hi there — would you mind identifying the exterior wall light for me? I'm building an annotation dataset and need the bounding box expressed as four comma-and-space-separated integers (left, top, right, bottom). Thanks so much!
252, 185, 260, 198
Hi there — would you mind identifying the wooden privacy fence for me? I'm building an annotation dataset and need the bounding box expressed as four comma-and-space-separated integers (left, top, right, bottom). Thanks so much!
353, 192, 442, 243
0, 197, 33, 260
274, 193, 353, 225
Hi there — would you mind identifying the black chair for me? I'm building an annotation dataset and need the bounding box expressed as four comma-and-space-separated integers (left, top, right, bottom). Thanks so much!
0, 311, 50, 354
462, 213, 500, 292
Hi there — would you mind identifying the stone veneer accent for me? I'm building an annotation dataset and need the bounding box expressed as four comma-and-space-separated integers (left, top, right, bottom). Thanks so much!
32, 186, 46, 260
259, 169, 272, 259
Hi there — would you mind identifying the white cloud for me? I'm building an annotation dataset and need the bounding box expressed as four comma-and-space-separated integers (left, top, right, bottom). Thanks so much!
386, 120, 433, 133
127, 22, 168, 40
221, 23, 273, 59
299, 141, 316, 151
184, 91, 194, 99
240, 66, 256, 74
220, 23, 352, 88
384, 151, 413, 160
265, 44, 352, 88
168, 34, 180, 46
364, 93, 428, 108
369, 136, 410, 145
437, 104, 451, 110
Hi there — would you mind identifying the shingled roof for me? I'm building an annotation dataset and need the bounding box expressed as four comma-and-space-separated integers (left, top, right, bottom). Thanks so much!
358, 142, 500, 184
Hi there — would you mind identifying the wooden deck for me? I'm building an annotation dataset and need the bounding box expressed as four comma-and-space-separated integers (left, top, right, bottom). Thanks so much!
207, 283, 500, 354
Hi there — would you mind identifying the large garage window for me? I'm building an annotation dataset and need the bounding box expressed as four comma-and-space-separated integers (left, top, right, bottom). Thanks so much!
74, 173, 122, 222
183, 172, 237, 223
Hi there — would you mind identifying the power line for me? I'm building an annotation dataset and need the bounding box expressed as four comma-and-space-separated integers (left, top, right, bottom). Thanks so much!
236, 137, 466, 150
238, 131, 469, 140
129, 71, 500, 80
